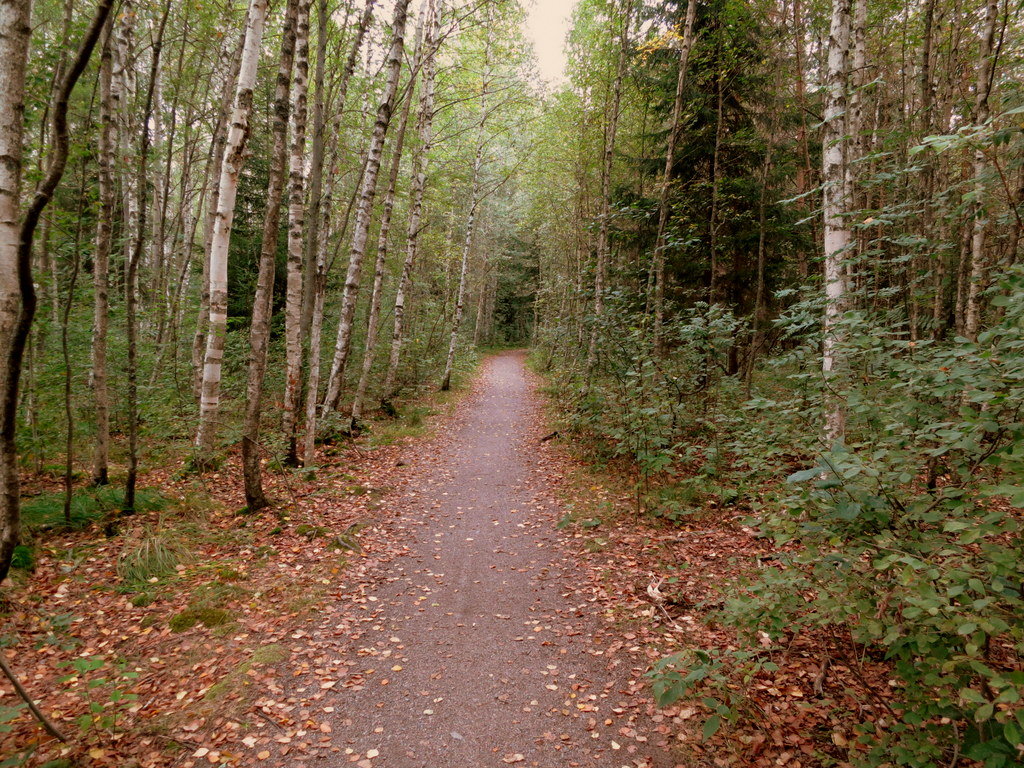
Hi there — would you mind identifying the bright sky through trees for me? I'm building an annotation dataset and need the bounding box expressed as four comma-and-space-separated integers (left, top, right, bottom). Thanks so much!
523, 0, 576, 85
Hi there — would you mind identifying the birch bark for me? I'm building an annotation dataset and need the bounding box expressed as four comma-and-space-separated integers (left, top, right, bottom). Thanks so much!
962, 0, 999, 342
349, 6, 427, 427
381, 0, 439, 404
651, 0, 697, 353
283, 0, 312, 465
194, 0, 269, 461
822, 0, 852, 444
322, 0, 412, 412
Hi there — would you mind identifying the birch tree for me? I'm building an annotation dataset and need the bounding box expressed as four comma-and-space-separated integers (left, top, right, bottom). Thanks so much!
0, 0, 34, 585
821, 0, 852, 444
962, 0, 1000, 342
194, 0, 269, 464
1, 0, 113, 580
587, 0, 633, 368
283, 0, 313, 466
349, 6, 428, 428
322, 0, 412, 413
381, 0, 440, 404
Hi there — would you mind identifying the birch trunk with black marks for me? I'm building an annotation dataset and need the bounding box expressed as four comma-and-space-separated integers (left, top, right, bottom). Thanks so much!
322, 0, 411, 412
192, 27, 245, 398
441, 144, 484, 392
283, 0, 312, 466
194, 0, 269, 462
302, 0, 377, 338
1, 0, 113, 579
381, 0, 439, 405
587, 0, 632, 368
962, 0, 999, 343
349, 7, 427, 428
822, 0, 852, 444
0, 0, 33, 584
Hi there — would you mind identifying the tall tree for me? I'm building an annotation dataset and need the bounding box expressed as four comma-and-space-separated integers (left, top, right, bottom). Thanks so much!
322, 0, 412, 412
821, 0, 852, 443
651, 0, 698, 354
241, 0, 301, 510
283, 0, 313, 466
91, 20, 115, 486
0, 0, 114, 580
381, 0, 440, 405
349, 5, 428, 427
194, 0, 269, 463
587, 0, 633, 368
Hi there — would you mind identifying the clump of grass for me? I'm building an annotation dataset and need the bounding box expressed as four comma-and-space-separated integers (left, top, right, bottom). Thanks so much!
22, 486, 168, 531
168, 607, 233, 632
116, 527, 192, 583
10, 544, 35, 571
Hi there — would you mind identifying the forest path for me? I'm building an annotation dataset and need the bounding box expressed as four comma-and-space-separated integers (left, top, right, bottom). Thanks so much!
301, 352, 678, 768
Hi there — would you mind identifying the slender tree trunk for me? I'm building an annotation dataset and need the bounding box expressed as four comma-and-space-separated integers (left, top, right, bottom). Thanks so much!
1, 0, 113, 581
302, 0, 377, 339
350, 10, 426, 427
241, 0, 300, 511
381, 0, 439, 405
822, 0, 852, 444
92, 21, 115, 486
587, 0, 632, 368
301, 175, 335, 467
283, 0, 312, 466
322, 0, 412, 412
194, 0, 269, 462
708, 70, 726, 304
125, 0, 171, 513
962, 0, 999, 342
651, 0, 697, 353
192, 27, 245, 399
441, 146, 484, 392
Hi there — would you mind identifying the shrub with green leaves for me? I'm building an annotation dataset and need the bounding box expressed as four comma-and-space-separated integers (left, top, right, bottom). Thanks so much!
650, 272, 1024, 767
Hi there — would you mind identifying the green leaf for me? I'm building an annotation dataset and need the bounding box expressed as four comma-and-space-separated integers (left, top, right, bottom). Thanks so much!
702, 715, 722, 741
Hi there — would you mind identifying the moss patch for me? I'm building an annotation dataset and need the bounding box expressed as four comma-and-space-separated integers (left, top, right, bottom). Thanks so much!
168, 607, 233, 632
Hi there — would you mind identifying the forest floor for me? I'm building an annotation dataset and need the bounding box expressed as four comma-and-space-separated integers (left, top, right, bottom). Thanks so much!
2, 352, 844, 768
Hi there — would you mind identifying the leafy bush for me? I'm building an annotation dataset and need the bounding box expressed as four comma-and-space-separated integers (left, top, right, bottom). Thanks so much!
648, 272, 1024, 767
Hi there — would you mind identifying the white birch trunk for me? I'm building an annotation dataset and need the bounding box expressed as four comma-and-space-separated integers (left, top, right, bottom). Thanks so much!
349, 5, 427, 427
283, 0, 312, 464
651, 0, 696, 353
381, 0, 439, 404
963, 0, 999, 342
0, 0, 32, 583
194, 0, 269, 459
822, 0, 852, 444
441, 145, 484, 392
322, 0, 412, 412
587, 0, 632, 368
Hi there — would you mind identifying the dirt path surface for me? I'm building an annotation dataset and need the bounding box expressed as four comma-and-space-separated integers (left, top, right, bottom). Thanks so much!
291, 352, 678, 768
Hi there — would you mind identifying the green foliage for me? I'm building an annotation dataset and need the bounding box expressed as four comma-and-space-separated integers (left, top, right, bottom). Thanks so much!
21, 487, 168, 531
58, 656, 139, 735
642, 271, 1024, 766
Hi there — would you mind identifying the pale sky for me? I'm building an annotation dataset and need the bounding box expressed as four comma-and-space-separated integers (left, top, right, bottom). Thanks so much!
523, 0, 578, 86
